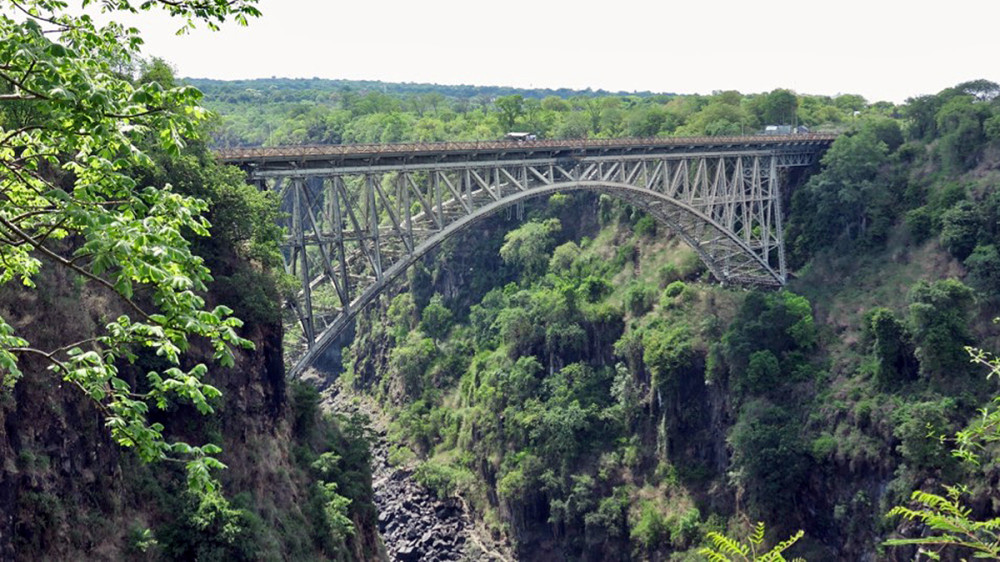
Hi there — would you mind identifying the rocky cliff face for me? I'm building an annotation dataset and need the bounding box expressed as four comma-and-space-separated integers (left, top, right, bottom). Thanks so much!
0, 257, 380, 560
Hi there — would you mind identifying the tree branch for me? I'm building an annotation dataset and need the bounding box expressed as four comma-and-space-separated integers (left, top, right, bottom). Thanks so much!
7, 207, 60, 224
8, 1, 73, 32
0, 215, 151, 321
0, 93, 43, 101
106, 107, 167, 119
0, 125, 47, 148
0, 70, 51, 102
1, 160, 59, 196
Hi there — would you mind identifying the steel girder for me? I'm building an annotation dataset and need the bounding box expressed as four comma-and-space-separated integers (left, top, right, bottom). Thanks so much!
249, 145, 826, 378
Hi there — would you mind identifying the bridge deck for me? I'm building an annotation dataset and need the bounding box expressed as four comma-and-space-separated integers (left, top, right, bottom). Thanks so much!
216, 133, 837, 169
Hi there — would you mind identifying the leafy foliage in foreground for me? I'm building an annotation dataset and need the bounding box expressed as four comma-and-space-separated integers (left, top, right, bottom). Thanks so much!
886, 349, 1000, 560
0, 0, 260, 492
700, 522, 804, 562
887, 485, 1000, 560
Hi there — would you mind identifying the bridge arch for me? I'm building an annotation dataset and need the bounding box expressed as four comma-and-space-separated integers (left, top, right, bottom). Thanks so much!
217, 135, 834, 376
287, 177, 784, 378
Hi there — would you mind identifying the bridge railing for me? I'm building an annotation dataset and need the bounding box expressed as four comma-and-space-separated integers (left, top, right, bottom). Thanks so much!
215, 133, 838, 162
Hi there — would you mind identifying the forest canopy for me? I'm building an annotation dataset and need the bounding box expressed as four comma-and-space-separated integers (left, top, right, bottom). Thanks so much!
187, 77, 892, 147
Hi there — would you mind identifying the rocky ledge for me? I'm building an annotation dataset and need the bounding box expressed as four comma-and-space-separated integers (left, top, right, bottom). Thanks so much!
371, 435, 489, 561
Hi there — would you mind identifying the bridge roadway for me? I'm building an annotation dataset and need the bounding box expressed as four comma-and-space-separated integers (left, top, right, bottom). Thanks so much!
217, 133, 836, 170
217, 134, 837, 377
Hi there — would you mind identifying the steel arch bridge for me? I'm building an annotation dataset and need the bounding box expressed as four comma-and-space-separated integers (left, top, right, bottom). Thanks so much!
217, 134, 835, 377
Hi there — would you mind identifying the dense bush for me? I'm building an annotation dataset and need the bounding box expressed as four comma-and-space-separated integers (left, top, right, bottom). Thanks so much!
908, 279, 975, 382
728, 400, 810, 519
864, 307, 918, 388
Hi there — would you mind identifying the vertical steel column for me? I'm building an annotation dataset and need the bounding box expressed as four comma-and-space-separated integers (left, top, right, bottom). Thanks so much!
304, 178, 347, 308
367, 174, 383, 280
760, 159, 773, 260
770, 155, 786, 282
292, 179, 315, 345
493, 166, 502, 200
332, 176, 351, 307
401, 173, 413, 250
747, 157, 760, 245
464, 168, 472, 215
426, 171, 441, 228
725, 157, 742, 237
709, 157, 726, 223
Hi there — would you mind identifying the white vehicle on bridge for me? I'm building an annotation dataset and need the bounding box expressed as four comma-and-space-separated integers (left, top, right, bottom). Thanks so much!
505, 132, 537, 142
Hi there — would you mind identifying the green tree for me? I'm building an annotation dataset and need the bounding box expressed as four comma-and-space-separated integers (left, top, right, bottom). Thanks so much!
939, 200, 981, 260
499, 218, 561, 277
863, 117, 904, 152
908, 279, 975, 380
905, 94, 946, 142
623, 281, 654, 316
389, 332, 437, 396
761, 89, 799, 124
495, 94, 525, 131
625, 105, 668, 137
728, 400, 810, 518
387, 292, 418, 340
420, 293, 453, 343
936, 95, 991, 172
158, 489, 263, 560
892, 398, 957, 470
721, 290, 816, 392
630, 501, 668, 553
677, 102, 751, 136
742, 350, 780, 394
788, 129, 890, 255
548, 241, 581, 273
0, 0, 260, 492
643, 324, 696, 395
984, 113, 1000, 142
956, 79, 1000, 101
965, 244, 1000, 295
555, 111, 592, 139
542, 96, 570, 112
835, 93, 868, 114
864, 307, 918, 388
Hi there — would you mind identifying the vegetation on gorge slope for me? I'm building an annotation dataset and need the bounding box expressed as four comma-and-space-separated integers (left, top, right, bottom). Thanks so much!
312, 80, 1000, 559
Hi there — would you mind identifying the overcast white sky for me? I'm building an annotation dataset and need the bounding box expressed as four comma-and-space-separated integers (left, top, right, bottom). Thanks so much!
123, 0, 999, 103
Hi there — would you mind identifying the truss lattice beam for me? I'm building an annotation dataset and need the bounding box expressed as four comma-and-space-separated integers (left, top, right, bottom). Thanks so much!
222, 136, 833, 377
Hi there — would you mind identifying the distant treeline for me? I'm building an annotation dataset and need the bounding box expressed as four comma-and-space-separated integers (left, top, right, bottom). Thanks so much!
188, 72, 885, 148
185, 76, 670, 104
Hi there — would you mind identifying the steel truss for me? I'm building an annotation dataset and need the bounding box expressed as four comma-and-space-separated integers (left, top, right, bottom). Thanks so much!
234, 141, 830, 377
